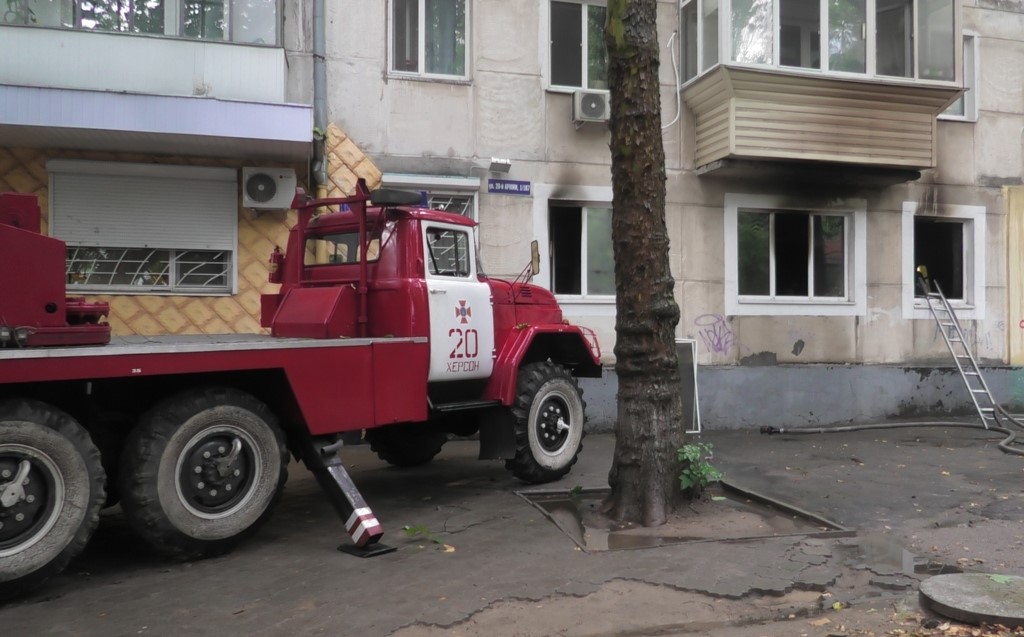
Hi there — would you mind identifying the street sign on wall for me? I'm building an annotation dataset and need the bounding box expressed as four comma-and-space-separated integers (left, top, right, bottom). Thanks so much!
487, 179, 531, 196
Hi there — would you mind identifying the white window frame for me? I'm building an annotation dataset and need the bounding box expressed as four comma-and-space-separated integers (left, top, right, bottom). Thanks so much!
47, 159, 238, 296
939, 33, 978, 122
381, 174, 480, 221
532, 183, 616, 315
387, 0, 471, 81
724, 193, 867, 316
680, 0, 961, 86
902, 201, 985, 320
5, 0, 281, 45
544, 0, 608, 92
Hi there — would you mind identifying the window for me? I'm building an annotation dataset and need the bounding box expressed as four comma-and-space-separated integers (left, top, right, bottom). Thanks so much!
737, 211, 847, 298
780, 0, 820, 69
902, 201, 986, 320
940, 34, 977, 121
427, 193, 474, 217
725, 193, 867, 316
425, 227, 471, 277
304, 230, 383, 266
680, 0, 957, 83
550, 0, 608, 89
2, 0, 276, 43
381, 174, 480, 221
48, 160, 237, 295
548, 204, 613, 297
67, 248, 230, 290
390, 0, 468, 78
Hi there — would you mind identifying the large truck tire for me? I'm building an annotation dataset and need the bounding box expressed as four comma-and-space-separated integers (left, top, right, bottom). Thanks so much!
0, 400, 105, 601
505, 362, 585, 484
119, 388, 288, 560
366, 424, 447, 467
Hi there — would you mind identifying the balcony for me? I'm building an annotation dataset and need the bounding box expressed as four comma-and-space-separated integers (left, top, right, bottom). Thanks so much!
679, 0, 963, 174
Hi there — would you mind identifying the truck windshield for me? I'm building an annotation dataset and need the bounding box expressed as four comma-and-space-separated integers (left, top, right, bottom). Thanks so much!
305, 231, 382, 266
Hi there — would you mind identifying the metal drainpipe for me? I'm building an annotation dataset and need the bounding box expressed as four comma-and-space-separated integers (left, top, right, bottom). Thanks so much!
313, 0, 327, 198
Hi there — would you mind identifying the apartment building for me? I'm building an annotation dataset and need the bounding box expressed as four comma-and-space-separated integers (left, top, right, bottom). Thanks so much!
326, 0, 1023, 426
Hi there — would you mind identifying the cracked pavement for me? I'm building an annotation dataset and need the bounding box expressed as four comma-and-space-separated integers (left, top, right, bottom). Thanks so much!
3, 425, 1023, 636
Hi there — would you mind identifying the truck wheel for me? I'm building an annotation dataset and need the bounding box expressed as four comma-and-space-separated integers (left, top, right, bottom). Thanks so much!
0, 400, 105, 601
119, 388, 288, 560
505, 362, 585, 484
366, 424, 447, 467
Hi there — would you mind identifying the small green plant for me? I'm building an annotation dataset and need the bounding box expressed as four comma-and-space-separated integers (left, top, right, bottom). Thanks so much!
568, 485, 584, 499
402, 524, 440, 544
678, 442, 723, 499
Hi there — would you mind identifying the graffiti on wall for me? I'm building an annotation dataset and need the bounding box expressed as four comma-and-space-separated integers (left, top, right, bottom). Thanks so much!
694, 314, 735, 354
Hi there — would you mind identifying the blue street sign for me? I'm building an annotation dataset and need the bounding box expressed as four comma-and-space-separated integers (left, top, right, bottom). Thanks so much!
487, 179, 532, 196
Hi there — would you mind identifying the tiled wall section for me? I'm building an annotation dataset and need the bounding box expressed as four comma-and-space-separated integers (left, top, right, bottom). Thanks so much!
0, 124, 379, 336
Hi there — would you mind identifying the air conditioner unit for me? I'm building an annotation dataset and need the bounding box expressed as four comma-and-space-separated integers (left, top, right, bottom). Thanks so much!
242, 167, 297, 210
572, 89, 610, 124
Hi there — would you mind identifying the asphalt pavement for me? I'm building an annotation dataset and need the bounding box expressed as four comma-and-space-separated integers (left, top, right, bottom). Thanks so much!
4, 422, 1024, 636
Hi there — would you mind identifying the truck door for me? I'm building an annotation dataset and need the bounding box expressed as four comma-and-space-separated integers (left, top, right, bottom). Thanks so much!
423, 223, 495, 382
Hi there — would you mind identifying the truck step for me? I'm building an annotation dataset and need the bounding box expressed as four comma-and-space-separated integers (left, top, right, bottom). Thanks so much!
433, 399, 503, 413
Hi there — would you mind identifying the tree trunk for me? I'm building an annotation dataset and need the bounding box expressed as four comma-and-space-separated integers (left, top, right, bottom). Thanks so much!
601, 0, 686, 527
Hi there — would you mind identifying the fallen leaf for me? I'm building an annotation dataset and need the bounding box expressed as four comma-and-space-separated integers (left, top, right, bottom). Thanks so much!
808, 618, 831, 626
442, 544, 456, 553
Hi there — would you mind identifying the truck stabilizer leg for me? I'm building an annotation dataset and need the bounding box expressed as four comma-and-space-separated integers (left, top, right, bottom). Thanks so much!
299, 437, 396, 557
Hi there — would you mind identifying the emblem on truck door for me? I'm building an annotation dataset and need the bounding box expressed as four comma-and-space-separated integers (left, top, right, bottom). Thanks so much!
455, 300, 472, 324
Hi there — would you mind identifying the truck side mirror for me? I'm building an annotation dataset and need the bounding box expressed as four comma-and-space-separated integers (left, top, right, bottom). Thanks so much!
530, 240, 541, 276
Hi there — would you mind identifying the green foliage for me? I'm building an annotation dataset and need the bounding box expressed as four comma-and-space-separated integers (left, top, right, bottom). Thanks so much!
678, 443, 723, 498
402, 524, 440, 544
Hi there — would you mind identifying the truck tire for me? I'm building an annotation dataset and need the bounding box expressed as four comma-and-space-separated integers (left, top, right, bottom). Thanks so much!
366, 424, 447, 467
0, 400, 105, 601
505, 362, 585, 484
119, 388, 288, 560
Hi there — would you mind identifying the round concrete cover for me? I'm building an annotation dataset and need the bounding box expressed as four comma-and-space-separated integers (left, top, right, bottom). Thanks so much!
920, 573, 1024, 627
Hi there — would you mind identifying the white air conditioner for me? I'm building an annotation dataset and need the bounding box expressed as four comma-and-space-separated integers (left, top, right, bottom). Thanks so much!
242, 167, 297, 210
572, 89, 610, 124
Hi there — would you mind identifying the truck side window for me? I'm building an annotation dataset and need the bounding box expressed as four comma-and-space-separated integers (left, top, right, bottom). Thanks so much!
426, 228, 471, 277
305, 231, 381, 266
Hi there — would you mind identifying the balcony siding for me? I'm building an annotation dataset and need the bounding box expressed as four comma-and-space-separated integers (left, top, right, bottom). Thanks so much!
684, 66, 961, 170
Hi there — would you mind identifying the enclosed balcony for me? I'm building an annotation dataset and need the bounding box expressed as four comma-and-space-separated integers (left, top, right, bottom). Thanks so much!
680, 0, 964, 173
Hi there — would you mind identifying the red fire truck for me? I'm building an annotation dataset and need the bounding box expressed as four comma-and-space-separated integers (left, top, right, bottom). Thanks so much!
0, 183, 601, 598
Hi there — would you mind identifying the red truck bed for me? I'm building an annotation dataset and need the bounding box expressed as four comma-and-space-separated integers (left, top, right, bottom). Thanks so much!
0, 334, 430, 435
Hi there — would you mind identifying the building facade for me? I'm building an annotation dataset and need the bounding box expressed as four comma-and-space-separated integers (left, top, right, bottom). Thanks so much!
325, 0, 1023, 427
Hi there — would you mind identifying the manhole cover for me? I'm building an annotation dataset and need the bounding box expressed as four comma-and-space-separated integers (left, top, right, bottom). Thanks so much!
921, 573, 1024, 628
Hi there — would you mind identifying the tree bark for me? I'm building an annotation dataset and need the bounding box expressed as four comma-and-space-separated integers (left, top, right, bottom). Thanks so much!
601, 0, 686, 527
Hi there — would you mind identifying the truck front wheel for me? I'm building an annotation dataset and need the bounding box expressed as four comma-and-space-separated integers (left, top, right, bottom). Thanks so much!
505, 362, 585, 484
0, 400, 105, 600
119, 388, 288, 560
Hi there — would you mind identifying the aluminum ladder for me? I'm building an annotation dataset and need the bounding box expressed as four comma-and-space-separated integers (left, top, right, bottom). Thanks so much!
917, 266, 998, 429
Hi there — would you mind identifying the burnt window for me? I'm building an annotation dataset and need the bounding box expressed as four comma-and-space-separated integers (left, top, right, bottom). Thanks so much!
914, 217, 964, 299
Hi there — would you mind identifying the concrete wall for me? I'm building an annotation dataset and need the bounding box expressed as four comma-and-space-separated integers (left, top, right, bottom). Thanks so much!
582, 364, 1024, 432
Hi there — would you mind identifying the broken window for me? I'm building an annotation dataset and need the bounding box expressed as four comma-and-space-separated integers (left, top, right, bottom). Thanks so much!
737, 210, 847, 299
914, 217, 964, 299
548, 204, 613, 297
